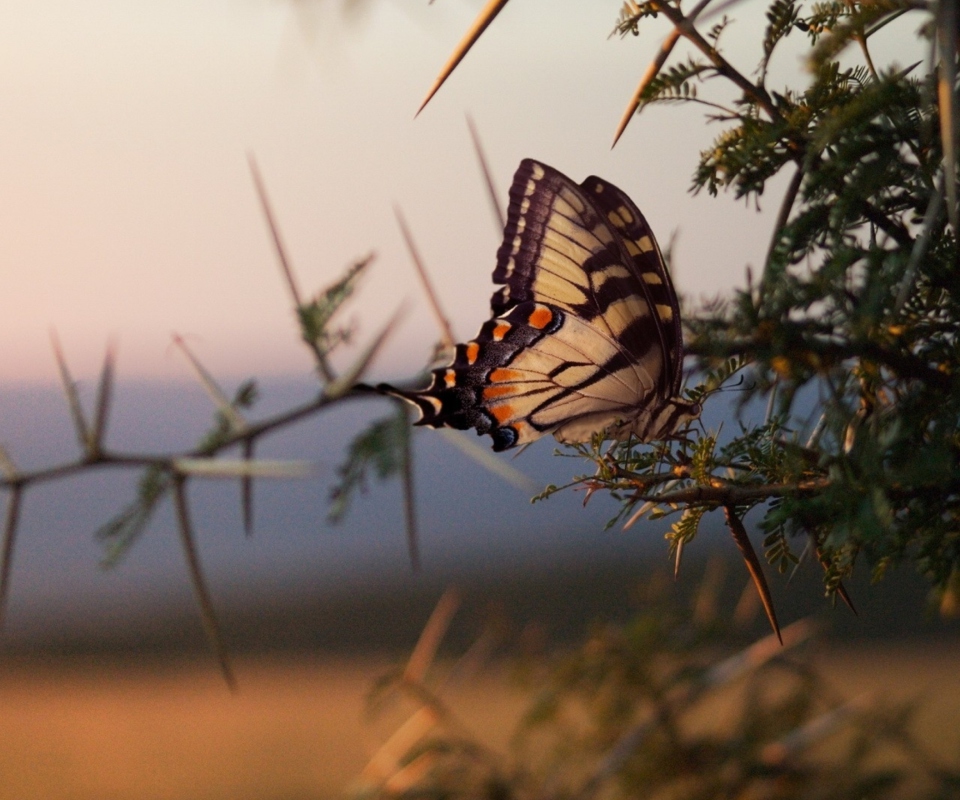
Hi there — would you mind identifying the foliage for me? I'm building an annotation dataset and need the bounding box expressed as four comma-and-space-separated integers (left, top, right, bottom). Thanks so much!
526, 0, 960, 610
354, 576, 960, 799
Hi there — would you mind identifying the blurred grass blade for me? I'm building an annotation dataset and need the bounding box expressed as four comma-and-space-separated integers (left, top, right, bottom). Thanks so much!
580, 618, 814, 797
91, 340, 117, 455
394, 206, 455, 351
612, 0, 713, 148
383, 751, 440, 794
438, 429, 538, 493
361, 706, 440, 784
50, 329, 91, 454
172, 475, 237, 692
242, 439, 254, 536
466, 114, 505, 230
325, 305, 405, 399
404, 587, 462, 684
417, 0, 511, 116
703, 617, 813, 686
172, 334, 246, 434
0, 487, 23, 628
761, 694, 870, 765
724, 505, 781, 643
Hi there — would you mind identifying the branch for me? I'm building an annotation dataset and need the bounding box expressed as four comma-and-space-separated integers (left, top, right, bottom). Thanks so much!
638, 478, 829, 506
651, 0, 782, 123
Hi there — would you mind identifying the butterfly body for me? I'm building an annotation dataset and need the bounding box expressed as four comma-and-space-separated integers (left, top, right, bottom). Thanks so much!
383, 159, 700, 452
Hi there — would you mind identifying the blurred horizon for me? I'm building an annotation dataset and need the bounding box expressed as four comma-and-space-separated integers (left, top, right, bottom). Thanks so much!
1, 378, 958, 657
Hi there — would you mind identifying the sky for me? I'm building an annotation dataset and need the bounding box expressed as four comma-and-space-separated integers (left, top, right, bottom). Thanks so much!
0, 0, 870, 387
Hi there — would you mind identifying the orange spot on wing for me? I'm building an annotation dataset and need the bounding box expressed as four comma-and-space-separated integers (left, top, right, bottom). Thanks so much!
483, 385, 516, 400
490, 368, 522, 382
490, 403, 515, 423
492, 322, 511, 341
466, 342, 479, 364
444, 369, 456, 388
528, 305, 554, 330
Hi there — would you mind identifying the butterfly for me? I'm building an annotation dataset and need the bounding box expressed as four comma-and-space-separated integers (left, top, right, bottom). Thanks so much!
381, 159, 700, 452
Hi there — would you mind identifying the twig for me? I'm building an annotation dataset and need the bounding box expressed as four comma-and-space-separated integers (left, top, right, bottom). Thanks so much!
651, 0, 781, 123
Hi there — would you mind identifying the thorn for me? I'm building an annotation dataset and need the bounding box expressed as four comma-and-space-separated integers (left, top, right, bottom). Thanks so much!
611, 0, 712, 148
171, 334, 246, 434
92, 339, 117, 454
324, 306, 406, 399
394, 207, 456, 352
815, 545, 858, 616
49, 329, 91, 454
248, 153, 303, 308
397, 404, 420, 572
242, 439, 254, 537
465, 114, 505, 230
724, 506, 781, 644
0, 488, 23, 629
416, 0, 510, 117
172, 475, 237, 692
673, 537, 684, 580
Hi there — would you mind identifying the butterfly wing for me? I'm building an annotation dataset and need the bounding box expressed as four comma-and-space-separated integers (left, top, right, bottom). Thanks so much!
384, 159, 691, 451
579, 173, 684, 397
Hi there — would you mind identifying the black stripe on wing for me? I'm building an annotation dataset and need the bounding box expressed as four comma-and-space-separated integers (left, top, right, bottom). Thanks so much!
580, 174, 684, 397
378, 302, 565, 451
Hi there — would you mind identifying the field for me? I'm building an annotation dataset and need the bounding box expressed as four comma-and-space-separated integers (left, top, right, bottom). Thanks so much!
0, 642, 958, 800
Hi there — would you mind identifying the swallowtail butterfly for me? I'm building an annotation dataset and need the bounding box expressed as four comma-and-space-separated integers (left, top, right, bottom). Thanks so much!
382, 159, 700, 451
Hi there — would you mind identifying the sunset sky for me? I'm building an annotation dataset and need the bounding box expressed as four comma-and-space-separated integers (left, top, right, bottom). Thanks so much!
0, 0, 920, 385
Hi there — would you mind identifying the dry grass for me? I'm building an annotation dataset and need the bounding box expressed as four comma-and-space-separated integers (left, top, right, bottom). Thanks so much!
0, 642, 956, 800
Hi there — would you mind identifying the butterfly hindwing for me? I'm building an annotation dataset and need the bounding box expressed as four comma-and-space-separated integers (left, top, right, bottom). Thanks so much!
580, 173, 683, 397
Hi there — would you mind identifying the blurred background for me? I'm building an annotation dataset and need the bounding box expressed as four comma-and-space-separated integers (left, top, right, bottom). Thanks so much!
0, 1, 956, 799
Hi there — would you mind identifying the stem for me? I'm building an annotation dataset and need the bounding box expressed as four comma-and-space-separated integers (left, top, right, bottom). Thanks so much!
652, 0, 782, 122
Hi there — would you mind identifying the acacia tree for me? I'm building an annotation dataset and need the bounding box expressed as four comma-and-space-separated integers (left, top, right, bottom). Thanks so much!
366, 0, 960, 632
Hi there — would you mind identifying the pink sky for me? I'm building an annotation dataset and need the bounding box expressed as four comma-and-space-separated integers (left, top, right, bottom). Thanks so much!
0, 0, 919, 385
